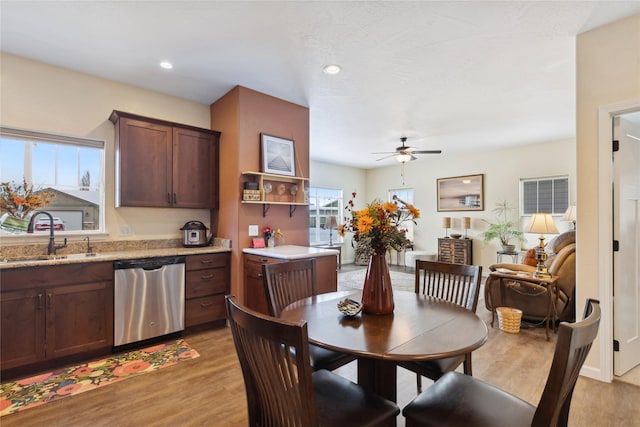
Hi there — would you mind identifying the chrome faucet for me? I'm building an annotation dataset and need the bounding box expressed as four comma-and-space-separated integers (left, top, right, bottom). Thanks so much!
27, 211, 67, 255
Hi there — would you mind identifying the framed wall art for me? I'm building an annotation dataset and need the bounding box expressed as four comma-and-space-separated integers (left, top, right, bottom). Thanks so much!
437, 174, 484, 211
260, 133, 295, 176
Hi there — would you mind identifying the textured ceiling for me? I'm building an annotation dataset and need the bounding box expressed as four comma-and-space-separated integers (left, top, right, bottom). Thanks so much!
1, 1, 639, 169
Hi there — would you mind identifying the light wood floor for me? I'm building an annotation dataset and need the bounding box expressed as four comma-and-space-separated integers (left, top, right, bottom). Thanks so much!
3, 273, 640, 426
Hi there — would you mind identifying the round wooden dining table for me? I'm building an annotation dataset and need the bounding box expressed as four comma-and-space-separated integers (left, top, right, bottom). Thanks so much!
281, 290, 488, 402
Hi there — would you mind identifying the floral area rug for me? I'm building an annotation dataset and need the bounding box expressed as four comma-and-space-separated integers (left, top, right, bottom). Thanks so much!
0, 339, 199, 416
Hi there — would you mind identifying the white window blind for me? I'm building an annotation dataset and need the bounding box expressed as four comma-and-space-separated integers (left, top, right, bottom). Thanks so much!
521, 176, 568, 216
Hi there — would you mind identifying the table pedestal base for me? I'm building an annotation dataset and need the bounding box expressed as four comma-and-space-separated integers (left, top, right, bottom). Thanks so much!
357, 358, 397, 403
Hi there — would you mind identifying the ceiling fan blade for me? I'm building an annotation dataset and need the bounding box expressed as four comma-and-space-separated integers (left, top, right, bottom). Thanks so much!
376, 153, 398, 161
411, 149, 442, 154
371, 151, 397, 154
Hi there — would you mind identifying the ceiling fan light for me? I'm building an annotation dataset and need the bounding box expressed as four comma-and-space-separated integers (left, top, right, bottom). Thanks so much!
397, 153, 412, 163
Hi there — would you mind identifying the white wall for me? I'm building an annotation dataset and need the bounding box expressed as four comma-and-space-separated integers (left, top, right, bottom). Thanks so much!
0, 53, 213, 243
576, 13, 640, 380
364, 138, 576, 273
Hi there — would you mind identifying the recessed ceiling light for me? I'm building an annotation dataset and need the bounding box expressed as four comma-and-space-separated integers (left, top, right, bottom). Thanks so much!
160, 61, 173, 70
323, 64, 341, 75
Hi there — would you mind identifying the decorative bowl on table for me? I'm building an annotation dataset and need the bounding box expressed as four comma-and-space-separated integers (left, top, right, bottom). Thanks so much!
337, 298, 363, 317
450, 233, 462, 239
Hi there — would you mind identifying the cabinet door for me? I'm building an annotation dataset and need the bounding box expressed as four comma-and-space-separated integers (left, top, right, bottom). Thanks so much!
172, 128, 215, 208
0, 289, 45, 370
46, 281, 114, 360
243, 255, 284, 314
117, 117, 172, 207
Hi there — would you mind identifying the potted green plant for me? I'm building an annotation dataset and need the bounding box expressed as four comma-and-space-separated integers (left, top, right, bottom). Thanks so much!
481, 200, 525, 252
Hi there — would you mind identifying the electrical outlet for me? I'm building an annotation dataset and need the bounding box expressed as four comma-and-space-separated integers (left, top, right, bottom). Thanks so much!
248, 225, 259, 236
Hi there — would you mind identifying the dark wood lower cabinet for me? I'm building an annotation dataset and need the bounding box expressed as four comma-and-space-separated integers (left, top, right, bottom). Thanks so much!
243, 253, 338, 315
0, 262, 114, 378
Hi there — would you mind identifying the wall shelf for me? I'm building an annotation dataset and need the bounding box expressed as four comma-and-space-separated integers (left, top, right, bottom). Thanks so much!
241, 171, 309, 217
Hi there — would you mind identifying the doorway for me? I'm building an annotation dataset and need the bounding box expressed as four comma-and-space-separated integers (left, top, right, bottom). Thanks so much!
613, 111, 640, 386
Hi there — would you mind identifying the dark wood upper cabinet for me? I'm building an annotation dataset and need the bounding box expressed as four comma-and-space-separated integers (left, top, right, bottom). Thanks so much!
110, 110, 220, 209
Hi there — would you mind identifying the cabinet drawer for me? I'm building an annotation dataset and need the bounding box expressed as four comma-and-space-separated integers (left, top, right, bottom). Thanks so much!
185, 268, 228, 298
186, 253, 229, 271
244, 254, 284, 273
1, 262, 113, 291
185, 295, 226, 327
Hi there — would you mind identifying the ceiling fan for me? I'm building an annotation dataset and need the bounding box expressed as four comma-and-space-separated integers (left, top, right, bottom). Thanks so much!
373, 137, 442, 163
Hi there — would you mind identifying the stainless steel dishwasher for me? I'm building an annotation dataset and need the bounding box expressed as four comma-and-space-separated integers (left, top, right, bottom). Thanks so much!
114, 256, 186, 346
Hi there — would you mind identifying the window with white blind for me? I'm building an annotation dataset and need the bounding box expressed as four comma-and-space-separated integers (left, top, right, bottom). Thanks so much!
520, 176, 569, 216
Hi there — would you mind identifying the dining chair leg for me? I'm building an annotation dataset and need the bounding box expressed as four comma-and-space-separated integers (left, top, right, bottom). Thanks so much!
463, 353, 472, 375
416, 374, 423, 393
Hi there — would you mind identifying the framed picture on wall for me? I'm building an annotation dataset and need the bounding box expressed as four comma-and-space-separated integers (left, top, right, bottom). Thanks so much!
437, 174, 484, 211
260, 133, 296, 176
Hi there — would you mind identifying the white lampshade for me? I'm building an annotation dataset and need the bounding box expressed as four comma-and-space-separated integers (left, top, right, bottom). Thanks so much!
562, 205, 577, 222
327, 215, 338, 228
525, 213, 559, 235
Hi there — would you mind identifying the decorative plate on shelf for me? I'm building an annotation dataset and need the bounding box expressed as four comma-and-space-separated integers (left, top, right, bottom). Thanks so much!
337, 298, 363, 317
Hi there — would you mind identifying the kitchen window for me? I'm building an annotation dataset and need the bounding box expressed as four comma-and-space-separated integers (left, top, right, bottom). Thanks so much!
0, 127, 105, 234
308, 187, 343, 245
520, 176, 568, 216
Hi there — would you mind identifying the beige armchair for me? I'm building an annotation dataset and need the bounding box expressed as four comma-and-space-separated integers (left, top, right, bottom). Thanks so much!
484, 230, 576, 322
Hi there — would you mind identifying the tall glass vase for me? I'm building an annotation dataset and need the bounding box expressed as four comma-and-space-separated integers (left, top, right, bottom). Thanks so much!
361, 251, 394, 315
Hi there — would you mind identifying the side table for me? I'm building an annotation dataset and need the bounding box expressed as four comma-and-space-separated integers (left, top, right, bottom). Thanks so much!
487, 271, 559, 340
496, 250, 519, 263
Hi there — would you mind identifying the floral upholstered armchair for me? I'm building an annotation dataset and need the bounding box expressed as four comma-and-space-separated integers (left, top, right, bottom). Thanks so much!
484, 230, 576, 323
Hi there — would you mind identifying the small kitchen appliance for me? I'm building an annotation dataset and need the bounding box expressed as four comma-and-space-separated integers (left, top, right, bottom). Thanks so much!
180, 220, 209, 247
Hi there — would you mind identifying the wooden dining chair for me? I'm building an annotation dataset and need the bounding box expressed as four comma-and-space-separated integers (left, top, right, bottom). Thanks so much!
263, 258, 357, 371
402, 299, 601, 427
397, 260, 482, 392
225, 295, 400, 427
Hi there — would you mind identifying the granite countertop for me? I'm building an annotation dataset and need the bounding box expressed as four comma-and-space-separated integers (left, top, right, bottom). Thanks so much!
242, 245, 339, 260
0, 246, 231, 269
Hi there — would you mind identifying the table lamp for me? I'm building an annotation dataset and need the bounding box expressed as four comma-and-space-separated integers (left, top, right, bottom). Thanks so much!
327, 215, 338, 246
463, 217, 471, 238
442, 217, 451, 238
525, 213, 559, 278
562, 205, 577, 230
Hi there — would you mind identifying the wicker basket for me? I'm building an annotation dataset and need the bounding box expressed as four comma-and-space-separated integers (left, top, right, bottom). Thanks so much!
496, 307, 523, 333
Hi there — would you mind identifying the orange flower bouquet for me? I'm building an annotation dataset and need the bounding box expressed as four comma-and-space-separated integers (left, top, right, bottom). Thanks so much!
0, 179, 54, 219
338, 192, 419, 257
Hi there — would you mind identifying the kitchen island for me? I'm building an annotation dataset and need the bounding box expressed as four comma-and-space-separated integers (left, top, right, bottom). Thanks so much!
242, 245, 339, 314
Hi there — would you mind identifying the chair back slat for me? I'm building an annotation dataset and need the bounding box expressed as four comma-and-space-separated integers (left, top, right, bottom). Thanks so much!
225, 296, 319, 427
264, 259, 317, 317
532, 298, 601, 427
414, 260, 482, 312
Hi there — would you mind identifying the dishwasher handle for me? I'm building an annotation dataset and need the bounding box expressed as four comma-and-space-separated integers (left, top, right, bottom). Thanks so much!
114, 255, 186, 270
